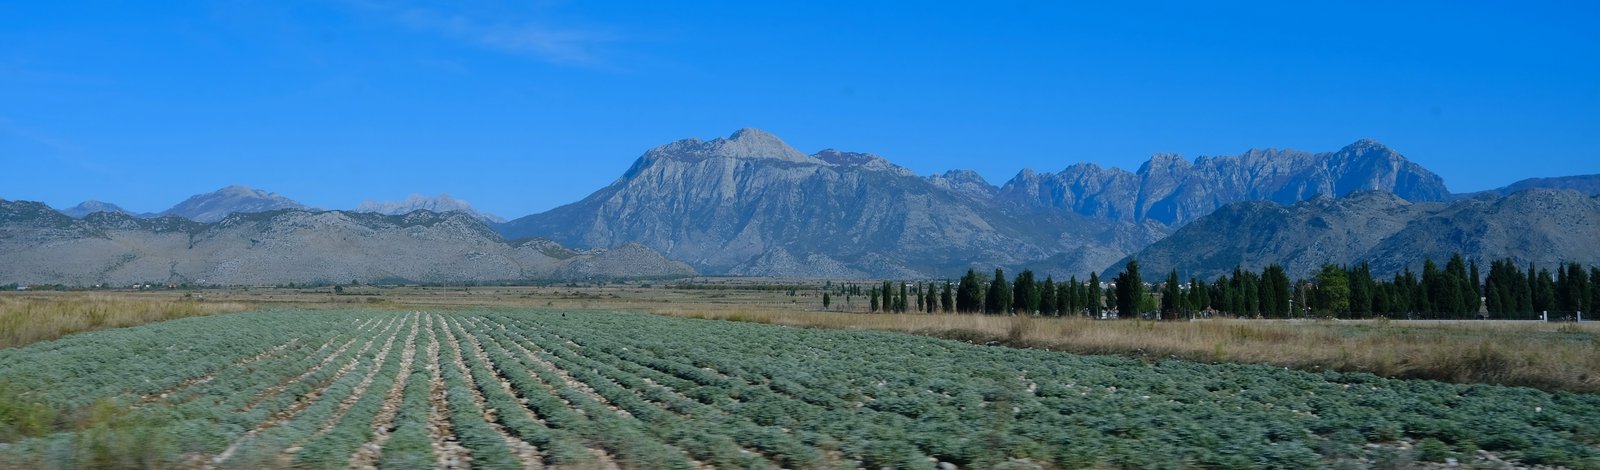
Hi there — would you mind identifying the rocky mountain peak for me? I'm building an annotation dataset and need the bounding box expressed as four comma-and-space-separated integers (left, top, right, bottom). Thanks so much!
644, 128, 811, 164
356, 194, 505, 223
60, 200, 131, 219
159, 185, 307, 223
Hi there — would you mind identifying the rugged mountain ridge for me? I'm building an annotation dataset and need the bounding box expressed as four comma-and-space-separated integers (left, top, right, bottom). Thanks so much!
1116, 189, 1600, 280
356, 194, 505, 223
500, 129, 1455, 278
501, 129, 1161, 277
0, 200, 694, 286
998, 139, 1452, 226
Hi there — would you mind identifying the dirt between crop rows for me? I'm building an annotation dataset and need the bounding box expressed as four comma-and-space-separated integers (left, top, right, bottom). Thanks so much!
423, 314, 472, 469
349, 312, 421, 469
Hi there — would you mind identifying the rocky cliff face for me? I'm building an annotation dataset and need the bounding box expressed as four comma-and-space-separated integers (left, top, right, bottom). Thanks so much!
500, 129, 1168, 278
0, 201, 694, 286
160, 185, 308, 223
1116, 189, 1600, 279
998, 139, 1452, 226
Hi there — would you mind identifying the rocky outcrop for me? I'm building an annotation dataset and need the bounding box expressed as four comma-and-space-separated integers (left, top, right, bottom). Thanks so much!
0, 201, 694, 286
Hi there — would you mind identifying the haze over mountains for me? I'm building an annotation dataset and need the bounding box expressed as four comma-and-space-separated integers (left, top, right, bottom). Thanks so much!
7, 128, 1597, 284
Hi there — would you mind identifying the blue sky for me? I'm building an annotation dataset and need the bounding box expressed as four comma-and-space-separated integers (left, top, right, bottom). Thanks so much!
3, 1, 1597, 218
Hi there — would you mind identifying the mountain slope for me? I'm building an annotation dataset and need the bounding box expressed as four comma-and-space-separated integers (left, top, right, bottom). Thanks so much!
999, 139, 1451, 226
1117, 189, 1600, 279
160, 185, 307, 223
1478, 174, 1600, 197
500, 129, 1168, 277
356, 194, 505, 223
0, 200, 693, 285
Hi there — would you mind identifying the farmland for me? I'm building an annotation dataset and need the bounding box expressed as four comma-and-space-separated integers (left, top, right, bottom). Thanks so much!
1, 308, 1598, 468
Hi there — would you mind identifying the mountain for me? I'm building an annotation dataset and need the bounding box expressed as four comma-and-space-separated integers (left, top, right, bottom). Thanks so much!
59, 200, 132, 218
1478, 174, 1600, 197
160, 185, 307, 223
356, 194, 505, 223
499, 128, 1169, 278
500, 129, 1458, 278
998, 139, 1453, 226
0, 200, 694, 286
1115, 189, 1600, 280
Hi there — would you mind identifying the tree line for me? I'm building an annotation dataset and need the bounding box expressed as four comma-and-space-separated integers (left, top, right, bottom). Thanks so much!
842, 254, 1600, 320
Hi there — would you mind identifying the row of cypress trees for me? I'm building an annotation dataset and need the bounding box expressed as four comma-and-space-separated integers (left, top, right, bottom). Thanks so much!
853, 254, 1598, 319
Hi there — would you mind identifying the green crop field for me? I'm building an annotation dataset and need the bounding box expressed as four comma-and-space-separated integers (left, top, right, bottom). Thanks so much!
1, 309, 1597, 469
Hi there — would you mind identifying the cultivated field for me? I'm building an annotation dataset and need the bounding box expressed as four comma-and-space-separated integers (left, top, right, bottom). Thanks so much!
1, 308, 1597, 469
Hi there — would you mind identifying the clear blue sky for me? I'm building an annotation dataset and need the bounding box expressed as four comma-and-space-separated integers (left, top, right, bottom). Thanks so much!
3, 1, 1597, 218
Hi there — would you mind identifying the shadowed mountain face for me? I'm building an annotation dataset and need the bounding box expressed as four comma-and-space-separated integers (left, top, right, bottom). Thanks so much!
500, 129, 1455, 278
159, 185, 307, 223
998, 139, 1452, 226
0, 200, 694, 286
1116, 189, 1600, 280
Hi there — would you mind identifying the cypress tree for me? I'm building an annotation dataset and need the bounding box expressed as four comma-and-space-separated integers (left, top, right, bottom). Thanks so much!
1534, 268, 1556, 316
1012, 270, 1036, 314
1060, 276, 1075, 316
1040, 277, 1057, 316
1161, 270, 1181, 319
1114, 259, 1143, 317
1087, 272, 1102, 317
941, 281, 954, 313
899, 282, 908, 313
870, 287, 879, 312
986, 269, 1010, 315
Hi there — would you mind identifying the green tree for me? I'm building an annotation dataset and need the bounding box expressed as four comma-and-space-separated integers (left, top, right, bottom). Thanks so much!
1012, 269, 1037, 314
870, 287, 879, 312
1040, 277, 1057, 316
822, 292, 831, 310
941, 281, 954, 313
1114, 259, 1143, 317
1087, 272, 1103, 317
986, 269, 1011, 315
957, 269, 984, 313
1262, 264, 1292, 317
1160, 270, 1181, 320
1314, 263, 1350, 317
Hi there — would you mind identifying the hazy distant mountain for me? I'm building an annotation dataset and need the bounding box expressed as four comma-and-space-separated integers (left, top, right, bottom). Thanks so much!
58, 200, 132, 218
1476, 174, 1600, 197
1115, 189, 1600, 279
499, 128, 1168, 277
160, 185, 307, 223
999, 139, 1453, 226
0, 200, 693, 286
356, 194, 505, 223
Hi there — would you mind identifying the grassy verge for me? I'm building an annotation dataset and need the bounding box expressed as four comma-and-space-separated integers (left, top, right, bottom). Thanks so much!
653, 306, 1600, 394
0, 294, 252, 349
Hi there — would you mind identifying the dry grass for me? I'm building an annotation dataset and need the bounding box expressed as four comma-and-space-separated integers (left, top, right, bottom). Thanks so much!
0, 293, 252, 349
654, 305, 1600, 394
